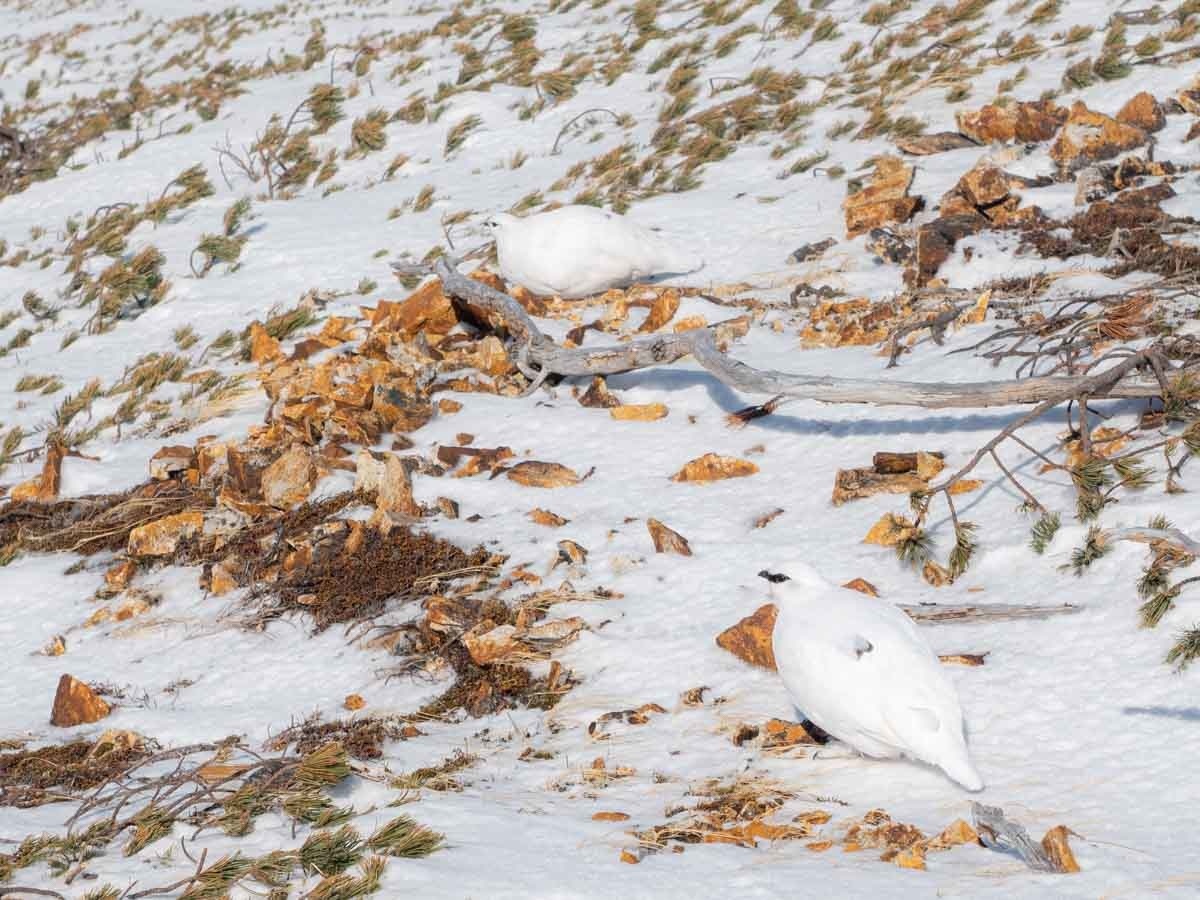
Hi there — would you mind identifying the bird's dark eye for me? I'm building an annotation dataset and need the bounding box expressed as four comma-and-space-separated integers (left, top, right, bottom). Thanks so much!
757, 570, 790, 583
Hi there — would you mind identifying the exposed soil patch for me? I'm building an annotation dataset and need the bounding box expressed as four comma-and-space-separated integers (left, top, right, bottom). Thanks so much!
259, 522, 492, 631
1, 481, 210, 556
0, 737, 151, 808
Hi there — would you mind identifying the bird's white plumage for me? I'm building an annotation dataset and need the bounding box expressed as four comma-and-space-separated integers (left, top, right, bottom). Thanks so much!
767, 563, 984, 791
484, 206, 703, 299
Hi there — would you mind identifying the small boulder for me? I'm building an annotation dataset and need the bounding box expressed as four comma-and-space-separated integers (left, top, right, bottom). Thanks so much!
956, 100, 1066, 144
50, 675, 112, 727
716, 603, 778, 670
842, 156, 922, 238
127, 511, 203, 557
1050, 101, 1147, 172
1116, 92, 1165, 133
261, 444, 317, 509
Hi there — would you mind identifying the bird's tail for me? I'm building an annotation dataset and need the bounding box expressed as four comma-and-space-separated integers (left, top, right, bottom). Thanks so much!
937, 750, 985, 792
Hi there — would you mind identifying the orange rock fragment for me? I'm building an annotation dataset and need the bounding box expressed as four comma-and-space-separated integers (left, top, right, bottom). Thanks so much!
344, 693, 366, 711
671, 453, 758, 483
647, 518, 692, 556
506, 461, 582, 488
50, 675, 111, 727
593, 811, 631, 822
638, 289, 680, 333
715, 603, 778, 671
842, 578, 879, 597
1041, 825, 1081, 873
610, 403, 668, 421
248, 322, 283, 364
127, 511, 203, 557
843, 156, 921, 238
529, 508, 569, 527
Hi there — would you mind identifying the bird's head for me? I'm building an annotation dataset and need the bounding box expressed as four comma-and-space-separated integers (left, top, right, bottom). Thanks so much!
757, 561, 823, 597
482, 212, 518, 234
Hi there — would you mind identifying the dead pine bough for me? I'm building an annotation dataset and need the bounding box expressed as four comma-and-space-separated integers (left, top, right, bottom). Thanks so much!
400, 255, 1200, 666
0, 739, 445, 895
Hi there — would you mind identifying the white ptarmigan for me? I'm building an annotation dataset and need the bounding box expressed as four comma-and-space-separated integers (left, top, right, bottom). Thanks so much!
761, 564, 985, 791
483, 205, 703, 299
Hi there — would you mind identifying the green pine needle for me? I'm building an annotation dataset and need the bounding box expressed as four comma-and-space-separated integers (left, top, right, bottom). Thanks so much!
1165, 625, 1200, 672
948, 521, 977, 579
1029, 511, 1061, 554
1066, 525, 1109, 576
1139, 586, 1179, 628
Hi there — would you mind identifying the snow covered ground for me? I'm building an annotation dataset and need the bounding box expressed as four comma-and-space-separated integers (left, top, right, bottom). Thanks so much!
2, 0, 1199, 896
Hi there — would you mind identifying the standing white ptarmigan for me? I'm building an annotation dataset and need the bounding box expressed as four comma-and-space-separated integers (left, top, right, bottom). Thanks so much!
483, 205, 703, 299
761, 565, 985, 791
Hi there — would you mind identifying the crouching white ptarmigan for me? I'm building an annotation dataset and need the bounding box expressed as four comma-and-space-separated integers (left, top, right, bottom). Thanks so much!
483, 205, 703, 299
761, 565, 985, 791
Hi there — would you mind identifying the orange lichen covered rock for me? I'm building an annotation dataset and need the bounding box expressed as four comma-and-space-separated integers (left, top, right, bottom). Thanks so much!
716, 603, 778, 670
956, 100, 1066, 144
671, 454, 758, 483
50, 675, 112, 727
1116, 92, 1165, 133
1051, 102, 1147, 171
843, 156, 921, 238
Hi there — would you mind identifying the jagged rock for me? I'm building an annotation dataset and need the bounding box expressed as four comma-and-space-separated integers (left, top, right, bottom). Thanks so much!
1116, 92, 1165, 133
671, 453, 759, 483
715, 603, 778, 670
908, 213, 988, 286
1050, 101, 1148, 172
610, 403, 669, 421
50, 675, 112, 727
261, 444, 317, 509
127, 511, 204, 557
843, 156, 922, 238
355, 449, 422, 518
462, 622, 521, 665
895, 132, 978, 155
148, 445, 195, 481
647, 518, 692, 556
956, 100, 1066, 144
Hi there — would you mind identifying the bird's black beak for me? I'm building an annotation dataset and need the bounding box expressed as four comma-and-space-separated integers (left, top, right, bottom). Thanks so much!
757, 569, 790, 584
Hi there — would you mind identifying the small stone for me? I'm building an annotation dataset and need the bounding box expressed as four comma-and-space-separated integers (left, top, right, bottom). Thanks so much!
50, 675, 112, 727
843, 156, 922, 238
149, 445, 195, 481
593, 811, 631, 822
671, 453, 758, 483
610, 403, 668, 421
207, 559, 238, 596
842, 578, 879, 597
462, 622, 521, 666
955, 100, 1066, 144
715, 603, 778, 671
102, 559, 138, 595
261, 444, 317, 509
529, 508, 569, 527
788, 237, 836, 263
1042, 825, 1081, 873
1050, 101, 1147, 172
1116, 92, 1165, 133
248, 322, 283, 364
438, 398, 463, 414
42, 635, 67, 657
646, 518, 692, 556
344, 693, 366, 711
127, 511, 203, 557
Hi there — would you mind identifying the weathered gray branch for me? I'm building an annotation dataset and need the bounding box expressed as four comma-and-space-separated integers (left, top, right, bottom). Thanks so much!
902, 603, 1082, 624
410, 257, 1172, 410
1107, 527, 1200, 557
972, 803, 1059, 873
